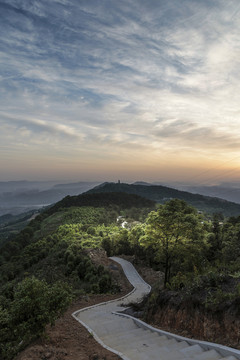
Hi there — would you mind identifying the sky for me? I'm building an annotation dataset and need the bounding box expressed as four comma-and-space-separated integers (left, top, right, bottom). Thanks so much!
1, 0, 240, 184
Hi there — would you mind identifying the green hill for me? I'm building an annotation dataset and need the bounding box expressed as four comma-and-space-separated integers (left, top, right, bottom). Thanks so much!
0, 210, 40, 247
1, 189, 240, 358
86, 182, 240, 217
47, 191, 155, 214
0, 191, 155, 359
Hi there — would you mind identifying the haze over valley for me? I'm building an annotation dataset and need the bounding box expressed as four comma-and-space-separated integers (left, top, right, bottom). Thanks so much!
1, 178, 240, 217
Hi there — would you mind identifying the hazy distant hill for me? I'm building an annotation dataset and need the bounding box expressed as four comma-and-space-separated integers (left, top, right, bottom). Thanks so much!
86, 182, 240, 217
0, 181, 101, 216
176, 184, 240, 204
146, 181, 240, 205
2, 180, 240, 218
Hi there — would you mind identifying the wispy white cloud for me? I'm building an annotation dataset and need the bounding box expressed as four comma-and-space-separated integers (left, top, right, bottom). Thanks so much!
1, 0, 240, 180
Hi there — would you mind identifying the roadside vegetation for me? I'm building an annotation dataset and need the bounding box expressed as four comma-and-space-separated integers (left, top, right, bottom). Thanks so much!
1, 192, 240, 358
0, 193, 154, 359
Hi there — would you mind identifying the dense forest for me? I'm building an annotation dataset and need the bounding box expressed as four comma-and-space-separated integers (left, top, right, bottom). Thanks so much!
1, 191, 240, 358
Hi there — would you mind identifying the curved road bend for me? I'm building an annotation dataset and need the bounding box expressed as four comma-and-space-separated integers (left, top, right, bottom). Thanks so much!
73, 257, 240, 360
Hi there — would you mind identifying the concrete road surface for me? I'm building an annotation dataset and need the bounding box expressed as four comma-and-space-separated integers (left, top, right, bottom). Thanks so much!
73, 257, 240, 360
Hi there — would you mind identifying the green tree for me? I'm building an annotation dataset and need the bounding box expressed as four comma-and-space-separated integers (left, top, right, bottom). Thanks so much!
207, 213, 224, 261
141, 199, 205, 287
101, 236, 113, 256
128, 224, 146, 259
222, 220, 240, 265
115, 229, 133, 255
0, 277, 72, 359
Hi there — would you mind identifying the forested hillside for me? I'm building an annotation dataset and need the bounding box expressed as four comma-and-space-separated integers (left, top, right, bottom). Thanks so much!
1, 192, 240, 358
87, 182, 240, 216
0, 192, 155, 359
0, 210, 40, 247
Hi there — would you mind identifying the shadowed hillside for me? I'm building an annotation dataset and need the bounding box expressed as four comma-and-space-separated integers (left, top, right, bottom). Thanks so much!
86, 182, 240, 217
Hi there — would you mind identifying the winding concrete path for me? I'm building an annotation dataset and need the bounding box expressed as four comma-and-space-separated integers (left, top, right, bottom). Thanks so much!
72, 257, 240, 360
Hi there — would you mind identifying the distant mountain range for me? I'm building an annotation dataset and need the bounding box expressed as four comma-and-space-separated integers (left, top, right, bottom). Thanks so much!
0, 181, 101, 216
2, 180, 240, 243
1, 180, 240, 217
86, 182, 240, 217
176, 184, 240, 204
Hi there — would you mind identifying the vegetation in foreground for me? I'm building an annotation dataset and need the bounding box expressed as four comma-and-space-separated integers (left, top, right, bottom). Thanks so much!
1, 191, 240, 358
0, 193, 154, 359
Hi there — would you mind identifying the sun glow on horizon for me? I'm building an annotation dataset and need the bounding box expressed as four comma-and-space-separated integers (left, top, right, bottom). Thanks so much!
0, 0, 240, 183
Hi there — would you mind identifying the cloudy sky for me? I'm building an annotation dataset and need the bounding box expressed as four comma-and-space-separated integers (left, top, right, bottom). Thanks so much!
1, 0, 240, 183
